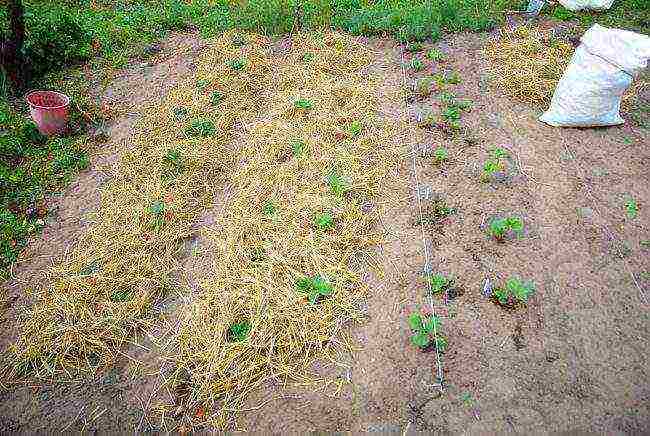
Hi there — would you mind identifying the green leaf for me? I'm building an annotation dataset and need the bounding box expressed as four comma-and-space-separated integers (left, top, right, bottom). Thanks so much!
411, 331, 430, 348
423, 315, 441, 333
148, 201, 165, 215
625, 199, 638, 219
506, 216, 524, 233
408, 312, 422, 331
313, 276, 333, 296
493, 288, 509, 304
434, 336, 448, 352
315, 213, 334, 230
489, 218, 507, 238
296, 277, 313, 293
429, 273, 448, 293
210, 91, 223, 107
262, 201, 276, 216
348, 120, 362, 137
292, 140, 305, 157
294, 99, 313, 110
228, 321, 251, 342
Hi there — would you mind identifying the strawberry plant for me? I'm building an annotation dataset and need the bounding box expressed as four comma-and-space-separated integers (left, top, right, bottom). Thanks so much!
406, 41, 423, 53
490, 276, 535, 309
348, 120, 362, 137
433, 146, 448, 164
147, 200, 166, 230
408, 311, 448, 351
232, 33, 247, 47
426, 48, 445, 61
162, 148, 184, 182
327, 171, 349, 197
228, 58, 247, 71
227, 321, 251, 342
262, 200, 276, 216
302, 52, 315, 62
427, 273, 454, 295
294, 99, 313, 110
172, 107, 188, 120
488, 216, 523, 242
186, 119, 216, 138
292, 140, 305, 157
441, 106, 461, 122
210, 91, 223, 107
410, 57, 425, 72
625, 197, 638, 219
296, 275, 334, 304
196, 79, 210, 91
314, 212, 334, 231
480, 149, 510, 182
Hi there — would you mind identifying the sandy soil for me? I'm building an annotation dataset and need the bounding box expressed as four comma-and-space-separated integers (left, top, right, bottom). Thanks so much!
1, 25, 648, 433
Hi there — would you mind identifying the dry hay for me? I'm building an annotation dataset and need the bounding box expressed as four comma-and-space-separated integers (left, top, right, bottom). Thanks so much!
484, 25, 574, 106
5, 31, 406, 429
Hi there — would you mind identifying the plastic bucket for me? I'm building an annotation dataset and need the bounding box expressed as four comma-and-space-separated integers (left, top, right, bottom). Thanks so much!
25, 90, 70, 136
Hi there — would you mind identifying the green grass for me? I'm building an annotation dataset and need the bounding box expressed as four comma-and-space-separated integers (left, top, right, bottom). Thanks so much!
545, 0, 649, 34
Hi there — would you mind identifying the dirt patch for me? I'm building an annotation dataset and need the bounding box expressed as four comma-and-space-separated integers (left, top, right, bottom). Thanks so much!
1, 26, 648, 433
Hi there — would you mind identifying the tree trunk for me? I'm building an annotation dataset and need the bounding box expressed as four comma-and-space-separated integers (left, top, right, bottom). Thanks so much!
1, 0, 26, 93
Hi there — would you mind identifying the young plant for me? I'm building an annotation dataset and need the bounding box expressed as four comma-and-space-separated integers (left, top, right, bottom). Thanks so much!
491, 276, 535, 308
162, 148, 184, 181
426, 48, 445, 61
427, 273, 454, 295
408, 311, 448, 351
291, 140, 305, 157
433, 146, 448, 164
186, 119, 216, 138
406, 41, 423, 53
262, 200, 276, 216
446, 71, 461, 84
228, 58, 247, 71
327, 171, 349, 197
491, 147, 509, 159
294, 98, 313, 110
147, 200, 166, 230
414, 77, 434, 100
409, 57, 425, 72
625, 197, 638, 219
196, 79, 210, 92
210, 91, 223, 107
314, 212, 334, 231
296, 275, 334, 304
488, 216, 523, 242
481, 159, 502, 181
348, 120, 362, 137
172, 107, 188, 120
227, 321, 251, 342
302, 52, 315, 62
441, 106, 461, 122
231, 33, 247, 47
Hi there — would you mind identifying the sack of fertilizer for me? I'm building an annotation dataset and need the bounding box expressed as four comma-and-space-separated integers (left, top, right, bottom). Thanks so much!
539, 24, 650, 128
558, 0, 613, 11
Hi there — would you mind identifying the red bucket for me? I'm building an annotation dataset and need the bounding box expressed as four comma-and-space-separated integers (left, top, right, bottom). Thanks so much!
25, 90, 70, 136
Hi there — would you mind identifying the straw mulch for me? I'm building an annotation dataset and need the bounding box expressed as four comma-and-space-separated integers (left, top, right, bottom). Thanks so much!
6, 31, 406, 429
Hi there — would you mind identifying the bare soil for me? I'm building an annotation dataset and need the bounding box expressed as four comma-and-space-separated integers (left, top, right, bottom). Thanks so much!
1, 26, 649, 434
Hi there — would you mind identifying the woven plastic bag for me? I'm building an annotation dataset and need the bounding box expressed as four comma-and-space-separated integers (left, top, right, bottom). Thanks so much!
558, 0, 613, 11
540, 24, 650, 127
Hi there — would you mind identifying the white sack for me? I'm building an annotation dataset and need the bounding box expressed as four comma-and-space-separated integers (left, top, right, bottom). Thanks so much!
539, 24, 650, 128
558, 0, 614, 11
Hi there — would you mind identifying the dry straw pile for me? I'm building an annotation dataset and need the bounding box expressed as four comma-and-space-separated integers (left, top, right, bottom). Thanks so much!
7, 31, 405, 429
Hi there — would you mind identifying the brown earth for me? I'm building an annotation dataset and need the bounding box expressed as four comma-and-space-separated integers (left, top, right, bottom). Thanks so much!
1, 25, 649, 434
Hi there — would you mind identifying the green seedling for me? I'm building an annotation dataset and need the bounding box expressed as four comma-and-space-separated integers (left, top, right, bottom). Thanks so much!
406, 42, 423, 53
186, 119, 216, 138
481, 160, 502, 181
433, 147, 448, 164
446, 71, 461, 84
296, 275, 334, 304
408, 311, 448, 351
416, 198, 455, 226
491, 147, 509, 159
327, 171, 349, 197
348, 120, 362, 137
441, 106, 461, 122
196, 79, 210, 91
315, 213, 334, 231
232, 33, 247, 47
410, 57, 425, 72
292, 140, 305, 157
110, 289, 132, 302
302, 52, 315, 62
172, 107, 188, 120
210, 91, 223, 107
439, 91, 455, 105
427, 273, 454, 295
262, 200, 276, 216
147, 200, 166, 230
491, 276, 535, 308
294, 99, 314, 110
488, 216, 523, 241
426, 48, 445, 61
228, 58, 247, 71
162, 148, 184, 182
625, 197, 638, 219
414, 77, 434, 99
228, 321, 251, 342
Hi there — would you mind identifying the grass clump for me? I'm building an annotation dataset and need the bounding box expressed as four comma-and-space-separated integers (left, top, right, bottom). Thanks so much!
409, 57, 426, 72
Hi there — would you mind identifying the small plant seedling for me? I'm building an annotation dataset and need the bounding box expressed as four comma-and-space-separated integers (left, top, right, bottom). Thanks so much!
162, 148, 184, 182
446, 71, 461, 84
433, 147, 448, 164
294, 99, 314, 110
491, 147, 509, 159
410, 57, 425, 72
348, 120, 362, 137
110, 289, 132, 302
227, 58, 247, 71
408, 311, 448, 351
481, 160, 502, 181
196, 79, 210, 91
296, 275, 334, 304
439, 91, 455, 105
625, 197, 638, 219
427, 273, 454, 295
414, 77, 434, 100
488, 216, 523, 242
491, 276, 535, 309
172, 107, 188, 120
314, 213, 334, 231
186, 119, 216, 138
327, 171, 349, 197
210, 91, 223, 107
292, 140, 305, 157
441, 106, 461, 122
232, 33, 247, 47
262, 200, 276, 216
426, 48, 445, 61
415, 198, 455, 227
147, 200, 166, 230
302, 52, 315, 62
228, 321, 251, 342
406, 41, 423, 53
